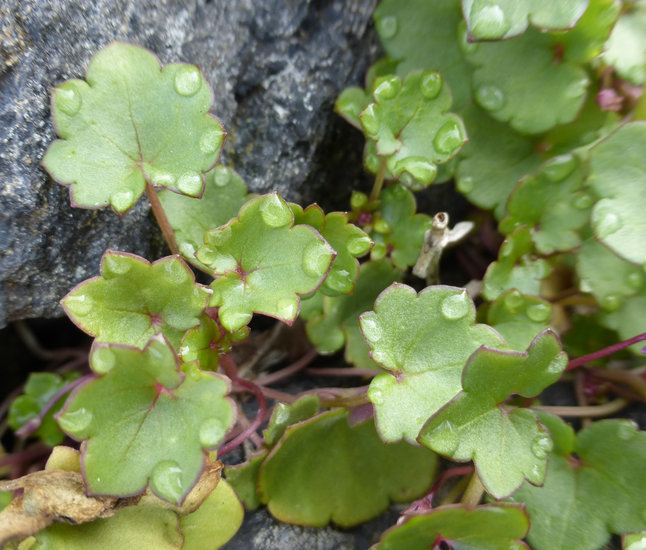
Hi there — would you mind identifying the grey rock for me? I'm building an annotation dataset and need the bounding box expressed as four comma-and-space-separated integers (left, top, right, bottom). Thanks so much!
0, 0, 379, 327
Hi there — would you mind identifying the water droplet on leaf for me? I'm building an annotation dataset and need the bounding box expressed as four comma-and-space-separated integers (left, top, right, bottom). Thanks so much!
626, 271, 644, 290
102, 254, 132, 278
433, 120, 464, 155
369, 388, 385, 406
616, 421, 636, 441
526, 303, 551, 322
503, 290, 524, 311
376, 15, 398, 39
360, 104, 380, 136
475, 84, 505, 112
110, 190, 135, 213
92, 347, 116, 375
276, 298, 298, 320
441, 292, 470, 320
200, 128, 224, 154
572, 193, 593, 210
179, 242, 196, 259
373, 76, 401, 102
457, 176, 475, 193
397, 157, 437, 184
593, 203, 622, 238
542, 155, 577, 182
65, 294, 93, 316
302, 241, 333, 278
600, 294, 621, 312
151, 460, 185, 503
531, 435, 553, 459
420, 71, 442, 99
150, 171, 176, 187
199, 418, 226, 448
325, 269, 353, 293
162, 259, 189, 283
177, 172, 203, 196
361, 316, 382, 343
174, 66, 202, 97
213, 166, 231, 187
260, 195, 292, 228
469, 1, 511, 38
58, 407, 93, 435
55, 82, 82, 116
211, 252, 238, 274
346, 234, 372, 256
221, 309, 252, 332
206, 225, 232, 248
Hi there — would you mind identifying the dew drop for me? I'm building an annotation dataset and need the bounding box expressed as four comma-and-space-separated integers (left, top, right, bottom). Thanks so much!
616, 421, 636, 441
177, 172, 203, 196
361, 316, 383, 343
475, 84, 505, 112
542, 154, 578, 182
420, 71, 443, 99
457, 176, 475, 193
365, 149, 380, 172
627, 271, 644, 290
302, 241, 333, 278
102, 253, 131, 278
600, 294, 622, 312
58, 407, 93, 435
529, 464, 543, 480
360, 104, 380, 136
376, 15, 398, 39
431, 420, 459, 454
593, 202, 622, 238
162, 259, 189, 284
179, 242, 196, 259
206, 225, 232, 248
346, 234, 372, 256
373, 76, 401, 102
221, 309, 252, 332
174, 65, 202, 97
213, 166, 231, 187
276, 298, 298, 320
195, 247, 217, 268
433, 120, 465, 156
503, 290, 524, 311
369, 388, 385, 406
65, 294, 93, 317
572, 193, 593, 210
469, 1, 511, 39
441, 292, 470, 320
325, 269, 353, 293
150, 171, 176, 187
55, 82, 82, 116
151, 460, 185, 503
110, 190, 135, 213
200, 128, 224, 154
526, 303, 551, 323
92, 347, 116, 375
531, 435, 553, 459
199, 418, 226, 448
371, 349, 392, 365
398, 157, 437, 184
260, 195, 292, 228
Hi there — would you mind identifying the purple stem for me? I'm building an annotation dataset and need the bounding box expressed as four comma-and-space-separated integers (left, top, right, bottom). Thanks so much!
401, 465, 474, 516
255, 348, 318, 386
566, 332, 646, 371
0, 444, 51, 470
15, 374, 94, 439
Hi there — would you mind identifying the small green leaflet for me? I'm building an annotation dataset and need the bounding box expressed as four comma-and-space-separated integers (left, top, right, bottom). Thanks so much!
359, 71, 466, 189
196, 193, 335, 332
62, 251, 211, 350
601, 286, 646, 354
419, 330, 567, 499
159, 165, 249, 271
373, 504, 529, 550
482, 226, 551, 301
360, 284, 506, 443
588, 122, 646, 265
462, 0, 588, 41
56, 337, 234, 504
601, 1, 646, 85
514, 420, 646, 550
43, 42, 225, 214
257, 410, 438, 527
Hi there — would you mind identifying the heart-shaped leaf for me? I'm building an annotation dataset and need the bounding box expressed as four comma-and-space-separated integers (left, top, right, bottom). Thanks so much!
56, 337, 234, 504
257, 410, 438, 527
62, 251, 211, 350
196, 193, 335, 332
419, 331, 567, 499
360, 284, 506, 443
43, 42, 225, 214
462, 0, 588, 41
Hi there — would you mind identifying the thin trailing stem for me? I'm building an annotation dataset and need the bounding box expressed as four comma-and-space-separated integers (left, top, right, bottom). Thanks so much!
304, 367, 383, 378
369, 157, 388, 202
460, 471, 485, 508
255, 348, 318, 386
566, 331, 646, 371
532, 398, 628, 417
145, 182, 180, 256
588, 367, 646, 401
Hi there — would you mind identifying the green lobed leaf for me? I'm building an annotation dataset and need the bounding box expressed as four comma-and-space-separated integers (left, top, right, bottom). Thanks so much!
291, 204, 372, 296
306, 259, 402, 369
263, 394, 320, 447
62, 251, 211, 350
485, 289, 553, 351
463, 25, 589, 134
600, 285, 646, 354
9, 372, 79, 447
576, 237, 646, 312
373, 0, 473, 108
513, 420, 646, 550
335, 86, 372, 130
196, 193, 335, 332
499, 154, 592, 254
373, 504, 529, 550
534, 411, 575, 457
224, 453, 266, 511
360, 284, 506, 443
43, 42, 225, 214
371, 183, 432, 269
159, 165, 249, 271
359, 71, 466, 189
601, 1, 646, 85
462, 0, 588, 41
257, 410, 438, 527
419, 330, 567, 499
482, 226, 551, 301
56, 337, 234, 504
587, 122, 646, 265
455, 104, 542, 219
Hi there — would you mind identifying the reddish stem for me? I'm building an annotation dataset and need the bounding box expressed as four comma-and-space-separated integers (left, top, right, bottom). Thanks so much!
401, 465, 473, 516
0, 444, 51, 471
255, 348, 318, 386
565, 332, 646, 371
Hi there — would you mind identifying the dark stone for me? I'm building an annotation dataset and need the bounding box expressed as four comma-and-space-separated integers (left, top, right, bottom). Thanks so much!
0, 0, 379, 327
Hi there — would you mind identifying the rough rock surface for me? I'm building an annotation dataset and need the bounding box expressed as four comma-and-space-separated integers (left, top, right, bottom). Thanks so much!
0, 0, 379, 327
